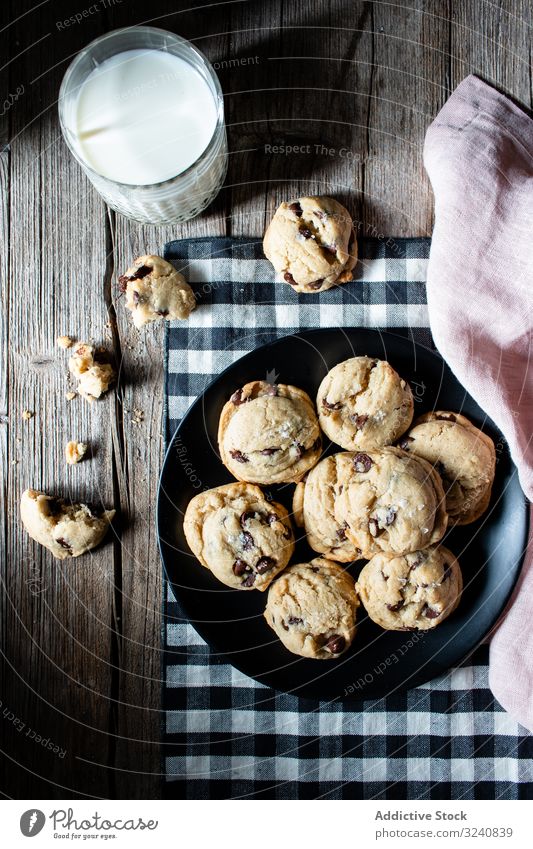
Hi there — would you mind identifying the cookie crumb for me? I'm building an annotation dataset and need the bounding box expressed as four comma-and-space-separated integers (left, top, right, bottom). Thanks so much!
68, 343, 115, 402
65, 392, 77, 401
22, 410, 34, 420
57, 335, 73, 349
65, 441, 88, 465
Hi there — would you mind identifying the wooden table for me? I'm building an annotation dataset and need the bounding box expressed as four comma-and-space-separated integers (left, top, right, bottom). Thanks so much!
1, 0, 531, 799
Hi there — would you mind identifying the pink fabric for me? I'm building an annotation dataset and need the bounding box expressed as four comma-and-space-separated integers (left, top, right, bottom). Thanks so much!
423, 75, 533, 731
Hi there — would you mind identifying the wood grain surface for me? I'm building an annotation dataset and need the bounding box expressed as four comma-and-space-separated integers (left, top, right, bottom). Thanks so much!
0, 0, 531, 799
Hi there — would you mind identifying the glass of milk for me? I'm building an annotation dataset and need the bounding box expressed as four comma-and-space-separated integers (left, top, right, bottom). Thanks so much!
58, 26, 227, 225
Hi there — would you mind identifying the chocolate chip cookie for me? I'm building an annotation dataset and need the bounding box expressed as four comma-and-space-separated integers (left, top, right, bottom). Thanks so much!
292, 453, 361, 562
183, 482, 294, 591
20, 489, 115, 559
264, 558, 359, 658
119, 254, 196, 328
263, 196, 357, 293
356, 545, 462, 630
335, 447, 448, 558
218, 380, 322, 484
317, 356, 414, 450
399, 411, 496, 525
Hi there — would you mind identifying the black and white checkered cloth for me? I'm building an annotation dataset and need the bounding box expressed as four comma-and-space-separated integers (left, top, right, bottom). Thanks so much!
163, 237, 533, 799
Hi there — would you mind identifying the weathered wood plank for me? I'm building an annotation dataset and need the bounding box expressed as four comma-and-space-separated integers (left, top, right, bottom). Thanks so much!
1, 0, 117, 798
105, 0, 230, 799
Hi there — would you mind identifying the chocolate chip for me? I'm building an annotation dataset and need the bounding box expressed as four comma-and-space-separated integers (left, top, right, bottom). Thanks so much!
256, 556, 276, 574
353, 452, 373, 472
293, 442, 305, 458
314, 209, 326, 220
242, 573, 256, 587
384, 507, 397, 526
56, 537, 72, 552
119, 264, 151, 290
266, 513, 278, 525
299, 226, 313, 239
387, 601, 404, 612
322, 398, 343, 411
336, 525, 348, 541
264, 383, 278, 396
436, 413, 456, 422
310, 566, 319, 573
424, 606, 440, 619
381, 571, 389, 581
240, 511, 256, 526
229, 449, 249, 463
261, 448, 278, 456
47, 497, 62, 516
326, 634, 346, 654
308, 279, 324, 290
287, 616, 303, 625
322, 244, 337, 255
132, 289, 141, 305
230, 388, 245, 405
156, 309, 169, 317
349, 413, 368, 429
284, 271, 297, 285
368, 517, 380, 537
239, 531, 254, 551
398, 436, 414, 450
232, 559, 248, 576
289, 201, 302, 216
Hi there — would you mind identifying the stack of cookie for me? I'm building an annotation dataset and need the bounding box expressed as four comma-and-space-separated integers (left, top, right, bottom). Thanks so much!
184, 356, 496, 660
184, 364, 496, 662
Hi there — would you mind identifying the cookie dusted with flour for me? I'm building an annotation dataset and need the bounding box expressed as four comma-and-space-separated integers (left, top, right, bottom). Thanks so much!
399, 411, 496, 525
317, 356, 414, 451
183, 483, 294, 591
356, 545, 462, 630
264, 558, 359, 659
20, 489, 115, 559
335, 447, 448, 558
263, 196, 357, 293
118, 254, 196, 328
292, 453, 361, 563
218, 380, 322, 484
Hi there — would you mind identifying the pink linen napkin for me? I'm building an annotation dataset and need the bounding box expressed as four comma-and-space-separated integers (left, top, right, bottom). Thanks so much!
424, 75, 533, 731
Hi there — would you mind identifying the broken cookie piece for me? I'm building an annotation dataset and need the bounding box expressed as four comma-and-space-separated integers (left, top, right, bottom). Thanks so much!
20, 488, 115, 559
118, 254, 196, 329
65, 441, 88, 465
68, 343, 115, 402
57, 335, 73, 349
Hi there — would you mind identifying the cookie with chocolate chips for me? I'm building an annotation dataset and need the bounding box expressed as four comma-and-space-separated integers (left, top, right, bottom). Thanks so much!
263, 196, 357, 293
264, 558, 359, 658
119, 254, 195, 328
183, 482, 294, 591
20, 489, 115, 559
218, 380, 322, 484
292, 453, 361, 563
399, 411, 496, 525
335, 447, 448, 558
317, 356, 414, 451
355, 545, 462, 630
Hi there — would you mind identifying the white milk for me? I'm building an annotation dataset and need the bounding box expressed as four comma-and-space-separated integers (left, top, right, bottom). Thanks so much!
75, 49, 218, 185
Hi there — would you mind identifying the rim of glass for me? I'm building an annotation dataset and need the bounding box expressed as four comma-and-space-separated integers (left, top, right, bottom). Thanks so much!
58, 25, 226, 190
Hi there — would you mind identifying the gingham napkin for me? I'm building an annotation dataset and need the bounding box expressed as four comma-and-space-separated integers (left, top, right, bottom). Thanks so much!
162, 237, 533, 800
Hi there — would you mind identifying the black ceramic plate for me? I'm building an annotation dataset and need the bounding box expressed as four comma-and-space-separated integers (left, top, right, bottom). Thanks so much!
157, 329, 527, 702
